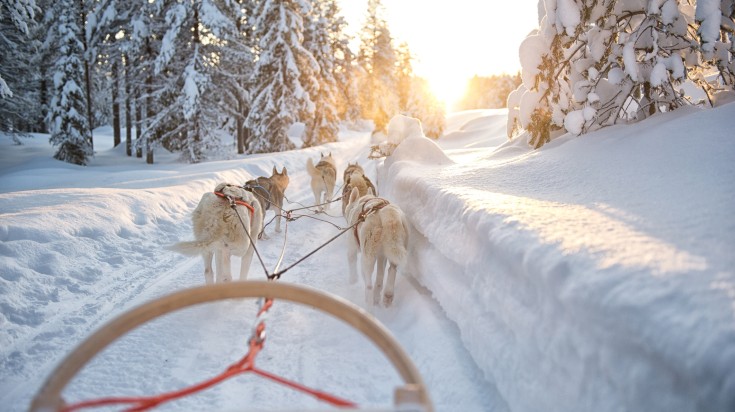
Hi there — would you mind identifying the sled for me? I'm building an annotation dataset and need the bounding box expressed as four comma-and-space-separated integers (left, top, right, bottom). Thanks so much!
30, 281, 433, 411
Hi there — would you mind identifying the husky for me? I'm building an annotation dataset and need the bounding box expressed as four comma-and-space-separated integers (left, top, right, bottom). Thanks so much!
344, 187, 409, 307
169, 183, 264, 284
341, 162, 376, 216
244, 166, 289, 237
306, 152, 337, 212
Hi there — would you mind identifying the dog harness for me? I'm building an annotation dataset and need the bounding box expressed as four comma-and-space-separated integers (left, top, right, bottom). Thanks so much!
214, 190, 255, 218
353, 198, 390, 248
243, 180, 273, 210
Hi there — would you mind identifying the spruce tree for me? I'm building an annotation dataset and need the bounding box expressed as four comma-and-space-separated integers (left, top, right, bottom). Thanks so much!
246, 0, 317, 153
357, 0, 399, 133
302, 0, 341, 147
0, 0, 40, 139
47, 0, 93, 165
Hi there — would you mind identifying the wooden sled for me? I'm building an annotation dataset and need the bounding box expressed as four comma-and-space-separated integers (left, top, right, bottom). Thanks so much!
30, 281, 433, 411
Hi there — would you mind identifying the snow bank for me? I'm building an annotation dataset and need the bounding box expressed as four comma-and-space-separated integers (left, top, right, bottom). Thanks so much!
380, 105, 735, 412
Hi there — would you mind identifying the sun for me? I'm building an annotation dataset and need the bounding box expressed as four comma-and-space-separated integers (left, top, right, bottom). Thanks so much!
420, 68, 469, 111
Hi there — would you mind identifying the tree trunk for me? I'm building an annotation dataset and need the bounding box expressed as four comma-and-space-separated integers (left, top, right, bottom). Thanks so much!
79, 0, 94, 152
124, 54, 132, 157
135, 101, 142, 158
39, 76, 48, 133
145, 38, 154, 164
112, 61, 121, 147
146, 141, 154, 164
237, 99, 245, 154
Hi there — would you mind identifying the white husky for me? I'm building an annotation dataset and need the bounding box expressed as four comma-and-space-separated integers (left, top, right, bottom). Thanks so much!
344, 187, 409, 307
170, 183, 264, 284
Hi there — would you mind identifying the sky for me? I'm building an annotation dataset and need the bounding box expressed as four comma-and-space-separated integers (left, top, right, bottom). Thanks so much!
2, 101, 734, 411
339, 1, 540, 106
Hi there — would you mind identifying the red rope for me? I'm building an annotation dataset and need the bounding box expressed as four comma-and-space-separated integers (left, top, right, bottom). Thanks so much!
61, 297, 356, 411
214, 191, 255, 217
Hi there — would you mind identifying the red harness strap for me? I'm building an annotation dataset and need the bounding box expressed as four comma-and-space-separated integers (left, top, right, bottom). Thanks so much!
214, 191, 255, 218
353, 198, 390, 247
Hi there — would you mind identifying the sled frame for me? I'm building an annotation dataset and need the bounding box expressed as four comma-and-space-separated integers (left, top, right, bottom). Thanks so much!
30, 281, 433, 412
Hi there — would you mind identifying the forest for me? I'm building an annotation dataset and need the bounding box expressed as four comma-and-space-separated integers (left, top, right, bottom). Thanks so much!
0, 0, 445, 165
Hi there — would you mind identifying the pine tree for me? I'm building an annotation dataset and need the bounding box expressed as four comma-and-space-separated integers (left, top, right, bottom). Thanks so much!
0, 0, 37, 99
246, 0, 317, 153
216, 1, 256, 155
393, 42, 445, 138
0, 0, 41, 140
130, 0, 247, 163
357, 0, 399, 133
302, 0, 341, 147
404, 77, 446, 139
47, 0, 93, 165
323, 0, 360, 125
511, 0, 734, 149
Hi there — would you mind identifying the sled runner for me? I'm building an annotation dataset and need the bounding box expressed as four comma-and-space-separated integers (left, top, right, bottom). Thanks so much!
30, 281, 433, 412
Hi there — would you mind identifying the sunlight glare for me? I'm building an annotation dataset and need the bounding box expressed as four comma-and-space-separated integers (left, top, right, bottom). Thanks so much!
422, 69, 468, 111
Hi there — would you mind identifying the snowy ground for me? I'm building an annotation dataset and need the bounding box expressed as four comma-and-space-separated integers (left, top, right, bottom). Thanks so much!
1, 105, 734, 412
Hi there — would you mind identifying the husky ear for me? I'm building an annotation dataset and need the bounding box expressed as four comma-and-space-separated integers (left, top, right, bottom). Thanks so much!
281, 167, 287, 175
349, 187, 360, 205
272, 166, 277, 175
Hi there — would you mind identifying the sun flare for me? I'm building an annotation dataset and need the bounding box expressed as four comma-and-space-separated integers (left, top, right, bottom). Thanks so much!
422, 70, 469, 111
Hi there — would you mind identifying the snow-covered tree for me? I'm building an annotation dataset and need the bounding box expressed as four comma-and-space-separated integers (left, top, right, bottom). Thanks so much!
129, 0, 248, 163
404, 77, 446, 139
0, 0, 41, 140
215, 1, 256, 155
325, 0, 360, 125
246, 0, 317, 153
510, 0, 734, 149
302, 0, 342, 147
394, 43, 445, 138
693, 0, 735, 94
0, 0, 37, 98
47, 0, 93, 165
357, 0, 399, 133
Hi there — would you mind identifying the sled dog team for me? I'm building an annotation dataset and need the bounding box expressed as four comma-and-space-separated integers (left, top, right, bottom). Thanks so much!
170, 153, 409, 307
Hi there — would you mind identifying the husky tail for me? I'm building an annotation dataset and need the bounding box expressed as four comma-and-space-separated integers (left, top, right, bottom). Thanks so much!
167, 240, 213, 256
306, 158, 318, 178
382, 209, 409, 267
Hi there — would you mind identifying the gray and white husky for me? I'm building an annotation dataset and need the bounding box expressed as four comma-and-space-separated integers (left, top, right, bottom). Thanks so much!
344, 187, 409, 307
244, 166, 289, 237
169, 183, 264, 284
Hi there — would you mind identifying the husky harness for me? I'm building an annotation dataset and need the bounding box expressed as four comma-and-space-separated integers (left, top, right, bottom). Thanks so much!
243, 180, 273, 210
353, 198, 390, 248
214, 189, 255, 218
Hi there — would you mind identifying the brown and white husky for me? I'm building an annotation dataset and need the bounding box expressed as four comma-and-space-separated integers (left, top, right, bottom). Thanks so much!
344, 187, 409, 307
306, 152, 337, 212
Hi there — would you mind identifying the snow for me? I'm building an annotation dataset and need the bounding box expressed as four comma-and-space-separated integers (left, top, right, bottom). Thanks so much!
2, 104, 735, 412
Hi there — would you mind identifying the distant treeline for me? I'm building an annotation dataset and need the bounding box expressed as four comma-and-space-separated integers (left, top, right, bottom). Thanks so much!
455, 73, 522, 110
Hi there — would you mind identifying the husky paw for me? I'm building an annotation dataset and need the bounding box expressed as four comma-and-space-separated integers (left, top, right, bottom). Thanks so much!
383, 293, 394, 307
373, 289, 382, 306
364, 287, 373, 305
